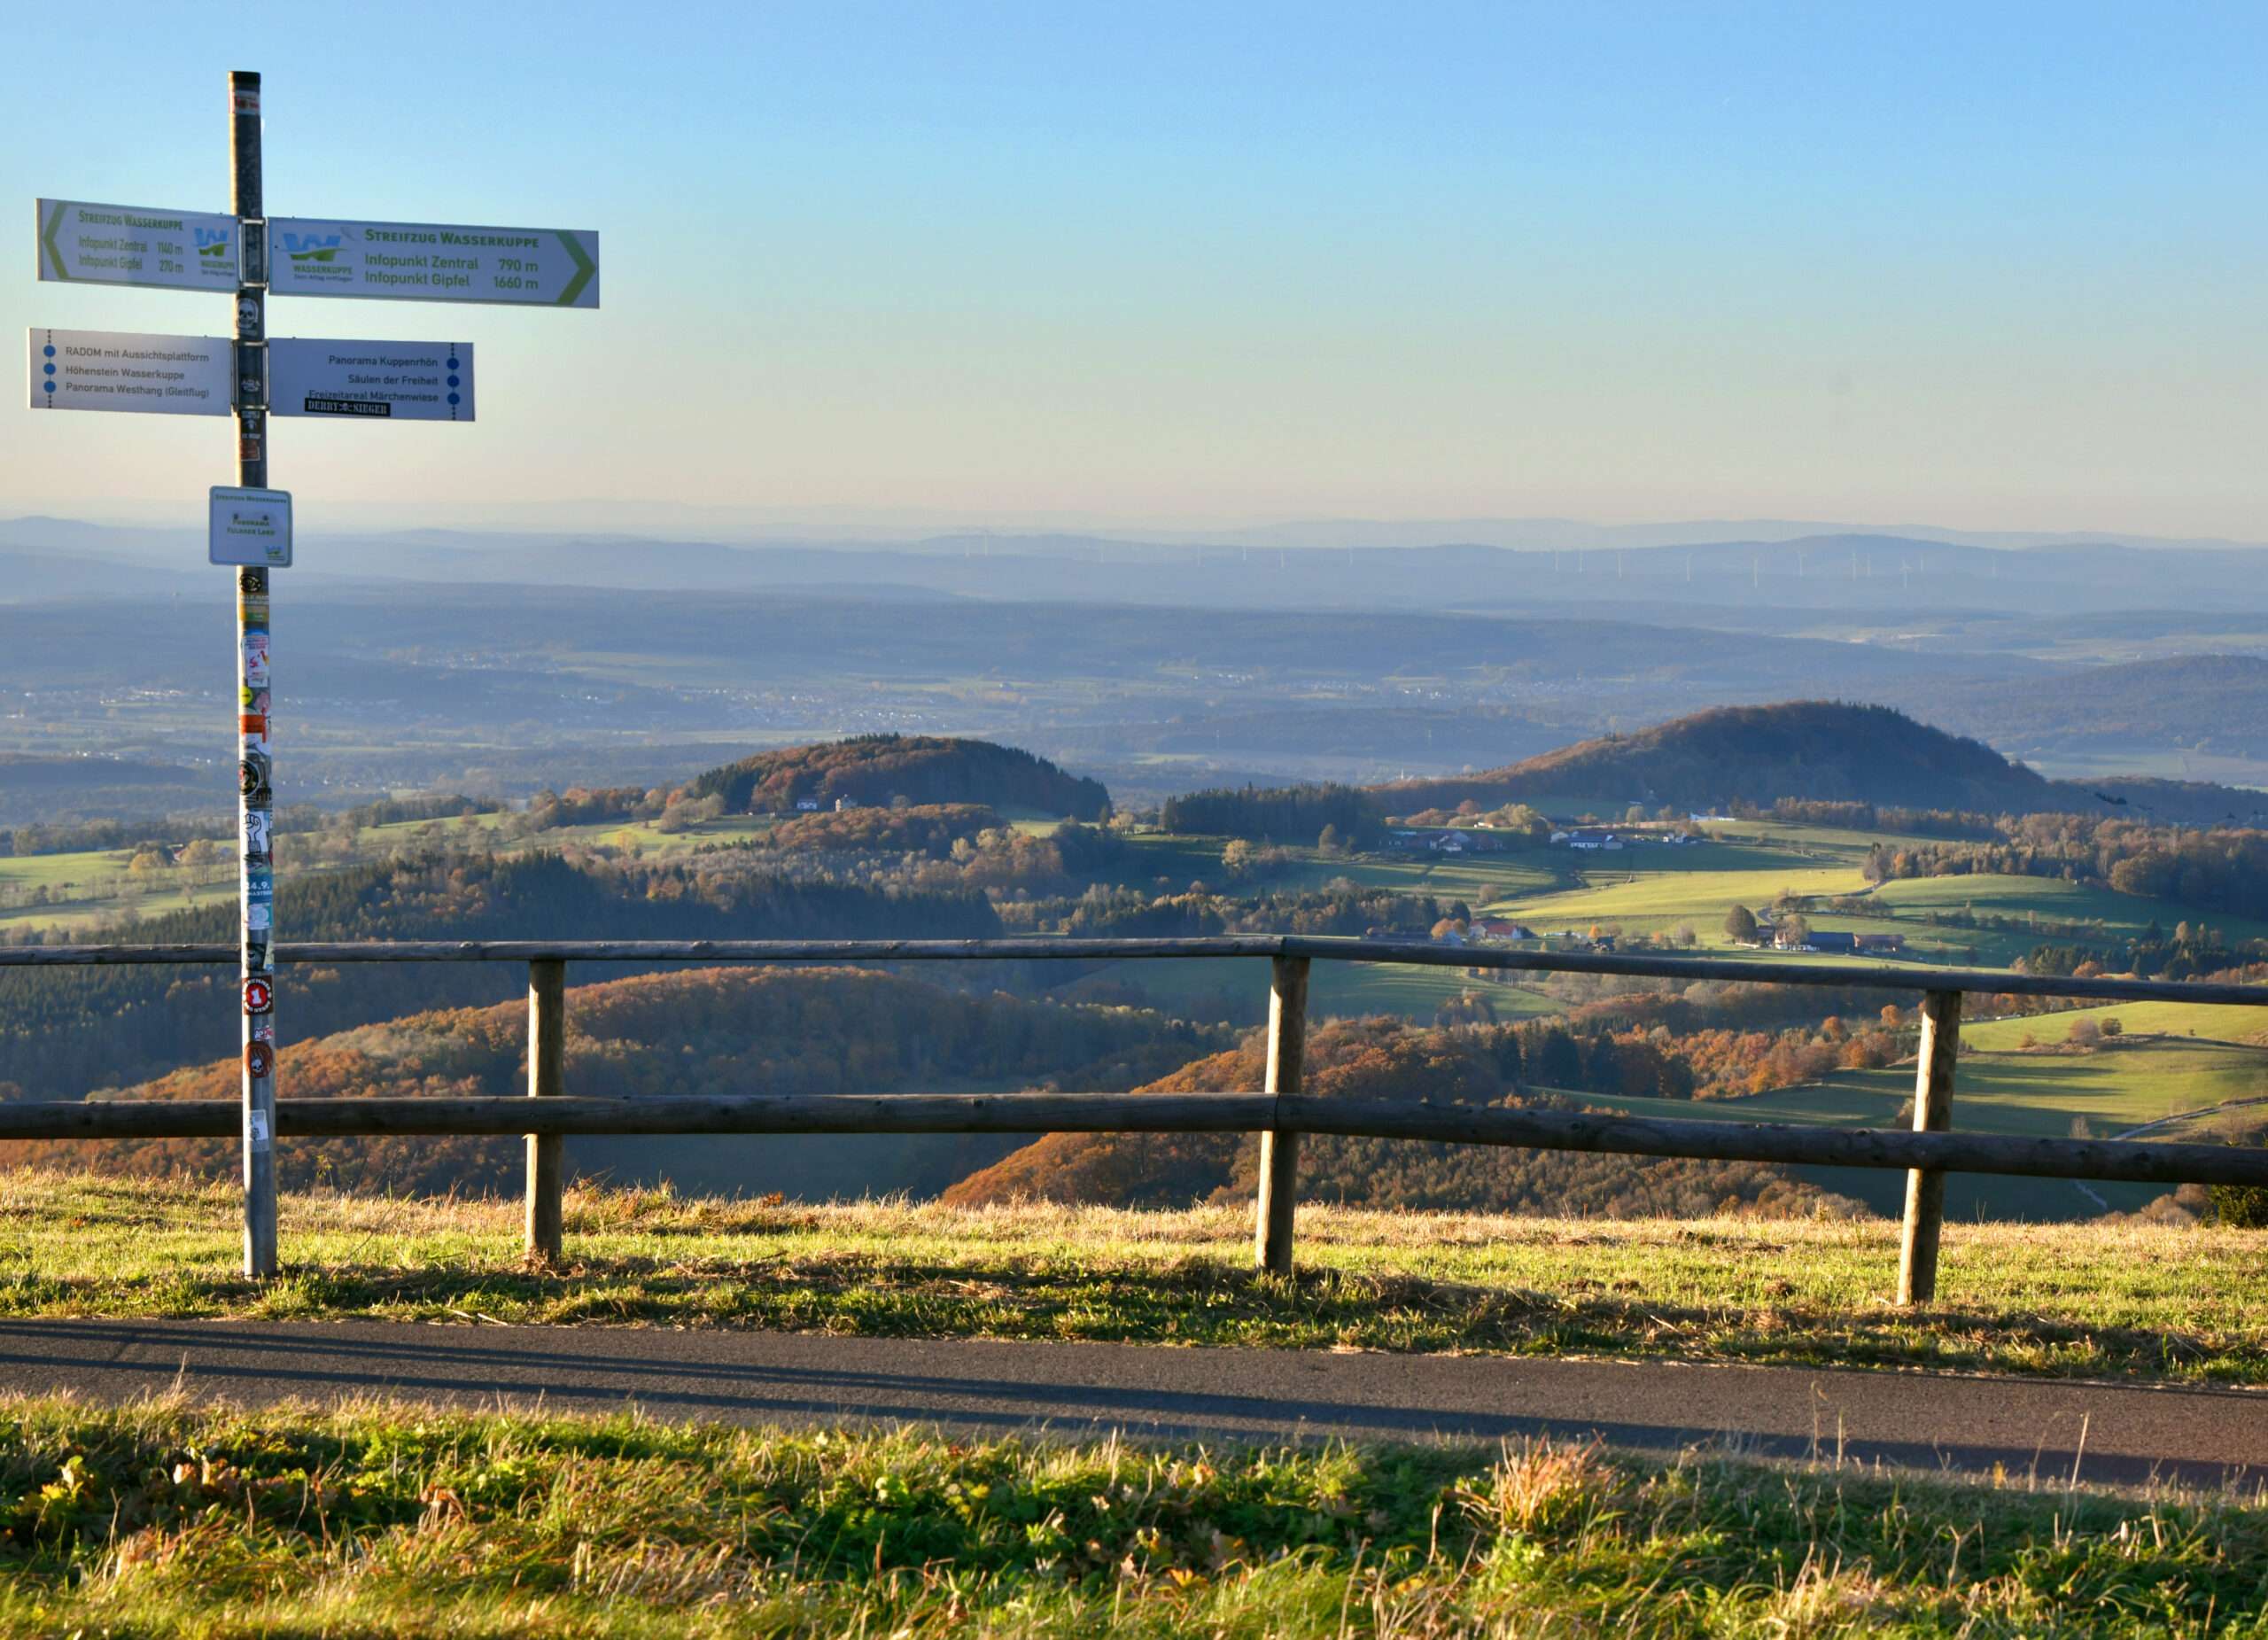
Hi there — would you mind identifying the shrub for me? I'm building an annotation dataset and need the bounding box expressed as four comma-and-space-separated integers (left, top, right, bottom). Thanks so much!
2210, 1134, 2268, 1228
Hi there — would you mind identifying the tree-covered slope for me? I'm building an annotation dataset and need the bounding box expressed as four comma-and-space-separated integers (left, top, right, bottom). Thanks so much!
1169, 702, 2268, 837
23, 966, 1227, 1195
944, 1018, 1849, 1219
0, 851, 1000, 1101
1379, 702, 2046, 813
684, 735, 1109, 819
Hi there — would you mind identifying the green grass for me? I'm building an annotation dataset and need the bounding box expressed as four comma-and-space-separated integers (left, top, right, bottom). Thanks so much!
1962, 1000, 2268, 1054
1450, 820, 2268, 968
1309, 962, 1560, 1022
8, 1174, 2268, 1388
9, 1397, 2267, 1636
1491, 865, 1869, 933
1571, 1014, 2268, 1218
1870, 874, 2268, 950
1114, 833, 1559, 903
1066, 953, 1559, 1025
0, 843, 234, 934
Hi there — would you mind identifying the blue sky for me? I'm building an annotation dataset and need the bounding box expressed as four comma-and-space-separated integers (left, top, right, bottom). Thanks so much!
6, 2, 2264, 536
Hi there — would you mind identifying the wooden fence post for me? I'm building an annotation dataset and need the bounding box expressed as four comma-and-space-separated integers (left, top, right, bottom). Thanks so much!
1896, 989, 1962, 1305
1254, 954, 1309, 1274
525, 958, 565, 1263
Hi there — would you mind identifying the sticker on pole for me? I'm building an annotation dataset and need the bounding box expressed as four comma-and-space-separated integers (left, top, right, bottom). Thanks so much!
268, 217, 598, 307
211, 487, 292, 568
28, 328, 233, 415
245, 1041, 274, 1080
35, 198, 241, 291
270, 338, 473, 420
244, 978, 273, 1015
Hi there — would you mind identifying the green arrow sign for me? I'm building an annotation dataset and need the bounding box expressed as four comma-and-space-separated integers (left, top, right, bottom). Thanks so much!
35, 198, 241, 292
268, 217, 601, 309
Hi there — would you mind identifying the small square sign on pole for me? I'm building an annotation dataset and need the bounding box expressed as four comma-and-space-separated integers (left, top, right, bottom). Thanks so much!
210, 486, 292, 567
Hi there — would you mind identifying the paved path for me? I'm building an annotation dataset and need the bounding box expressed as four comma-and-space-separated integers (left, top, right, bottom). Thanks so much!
4, 1317, 2264, 1488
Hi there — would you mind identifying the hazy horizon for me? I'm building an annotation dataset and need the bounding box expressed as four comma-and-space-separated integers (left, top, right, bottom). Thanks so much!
6, 502, 2264, 556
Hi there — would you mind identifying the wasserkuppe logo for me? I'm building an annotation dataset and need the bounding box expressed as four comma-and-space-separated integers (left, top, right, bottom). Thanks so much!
280, 230, 343, 264
195, 227, 231, 259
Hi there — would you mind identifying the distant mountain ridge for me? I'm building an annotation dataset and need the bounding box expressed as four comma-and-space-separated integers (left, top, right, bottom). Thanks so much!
1914, 655, 2268, 766
7, 514, 2266, 617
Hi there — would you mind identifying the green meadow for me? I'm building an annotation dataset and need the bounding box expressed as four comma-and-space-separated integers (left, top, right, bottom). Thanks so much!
1487, 863, 1868, 936
1572, 1015, 2268, 1219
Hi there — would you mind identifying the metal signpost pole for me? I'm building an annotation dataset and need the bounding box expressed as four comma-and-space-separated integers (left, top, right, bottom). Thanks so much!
32, 77, 597, 1278
230, 69, 278, 1278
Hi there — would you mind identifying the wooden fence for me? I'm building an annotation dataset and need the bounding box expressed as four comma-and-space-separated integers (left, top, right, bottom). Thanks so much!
5, 935, 2267, 1304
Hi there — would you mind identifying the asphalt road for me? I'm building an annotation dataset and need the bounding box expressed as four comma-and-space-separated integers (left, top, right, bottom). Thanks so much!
4, 1317, 2263, 1488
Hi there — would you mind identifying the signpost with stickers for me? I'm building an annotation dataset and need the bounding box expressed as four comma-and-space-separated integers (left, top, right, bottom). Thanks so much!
27, 71, 600, 1276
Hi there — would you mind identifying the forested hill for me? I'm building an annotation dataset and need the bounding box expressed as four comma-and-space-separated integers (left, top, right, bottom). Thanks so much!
1379, 703, 2047, 813
0, 851, 1000, 1102
20, 966, 1230, 1196
1165, 703, 2268, 838
683, 735, 1110, 820
944, 1018, 1849, 1219
1376, 702, 2268, 823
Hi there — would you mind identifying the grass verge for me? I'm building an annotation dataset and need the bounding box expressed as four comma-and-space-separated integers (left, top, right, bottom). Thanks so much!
4, 1171, 2265, 1388
3, 1395, 2264, 1636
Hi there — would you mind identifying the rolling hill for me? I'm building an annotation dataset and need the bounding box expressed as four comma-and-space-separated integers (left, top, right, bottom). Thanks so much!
1373, 703, 2268, 823
27, 966, 1228, 1199
0, 851, 1002, 1103
682, 734, 1111, 819
944, 1018, 1852, 1219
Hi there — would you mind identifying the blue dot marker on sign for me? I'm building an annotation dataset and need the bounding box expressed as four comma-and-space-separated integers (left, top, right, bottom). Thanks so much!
447, 392, 461, 405
42, 382, 54, 394
43, 363, 55, 376
43, 345, 55, 357
447, 356, 460, 369
447, 375, 459, 386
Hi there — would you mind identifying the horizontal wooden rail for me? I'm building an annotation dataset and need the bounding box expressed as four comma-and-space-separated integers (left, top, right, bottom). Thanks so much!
1280, 1097, 2268, 1187
0, 1092, 1273, 1141
8, 1091, 2268, 1188
1, 935, 2264, 1007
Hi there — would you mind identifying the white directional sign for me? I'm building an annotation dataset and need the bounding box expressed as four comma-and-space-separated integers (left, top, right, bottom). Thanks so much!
27, 327, 233, 415
209, 486, 292, 568
35, 198, 241, 291
271, 338, 473, 422
268, 217, 598, 308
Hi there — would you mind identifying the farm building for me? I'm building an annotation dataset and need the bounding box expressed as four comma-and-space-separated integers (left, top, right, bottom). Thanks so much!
1770, 929, 1906, 955
1389, 828, 1507, 854
1472, 918, 1537, 942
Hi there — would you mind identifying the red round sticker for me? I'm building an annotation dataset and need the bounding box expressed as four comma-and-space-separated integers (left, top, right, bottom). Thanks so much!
244, 979, 273, 1014
245, 1042, 274, 1079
